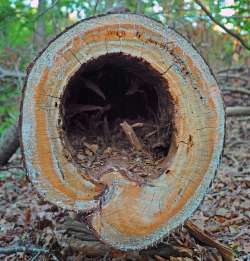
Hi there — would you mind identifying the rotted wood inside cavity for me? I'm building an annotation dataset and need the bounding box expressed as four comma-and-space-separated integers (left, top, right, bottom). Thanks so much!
60, 53, 174, 182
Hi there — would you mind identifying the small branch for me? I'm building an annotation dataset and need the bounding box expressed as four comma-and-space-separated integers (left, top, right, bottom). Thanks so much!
194, 0, 250, 51
226, 106, 250, 117
141, 244, 193, 258
120, 121, 144, 151
32, 0, 58, 22
217, 74, 249, 84
0, 246, 49, 255
185, 220, 234, 261
93, 0, 100, 15
216, 66, 247, 74
0, 66, 25, 79
223, 87, 250, 96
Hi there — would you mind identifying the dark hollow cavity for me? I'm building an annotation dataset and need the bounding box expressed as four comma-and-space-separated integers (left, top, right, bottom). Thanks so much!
60, 53, 174, 180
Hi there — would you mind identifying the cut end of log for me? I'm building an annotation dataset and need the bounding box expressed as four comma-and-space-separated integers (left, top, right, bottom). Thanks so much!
20, 13, 225, 250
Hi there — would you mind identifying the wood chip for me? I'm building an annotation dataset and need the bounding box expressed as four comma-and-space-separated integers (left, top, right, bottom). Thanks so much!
83, 142, 98, 154
131, 122, 144, 128
103, 147, 112, 155
120, 121, 144, 151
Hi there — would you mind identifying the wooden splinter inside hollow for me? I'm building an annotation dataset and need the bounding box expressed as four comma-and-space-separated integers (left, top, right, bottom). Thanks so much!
60, 53, 174, 182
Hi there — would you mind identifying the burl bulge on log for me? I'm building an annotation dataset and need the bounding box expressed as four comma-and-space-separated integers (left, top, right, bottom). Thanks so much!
20, 13, 225, 250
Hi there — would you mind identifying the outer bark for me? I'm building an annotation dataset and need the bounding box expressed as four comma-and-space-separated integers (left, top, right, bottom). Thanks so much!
0, 121, 19, 166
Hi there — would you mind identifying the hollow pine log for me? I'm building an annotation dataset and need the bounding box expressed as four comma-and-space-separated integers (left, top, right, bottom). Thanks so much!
20, 13, 225, 250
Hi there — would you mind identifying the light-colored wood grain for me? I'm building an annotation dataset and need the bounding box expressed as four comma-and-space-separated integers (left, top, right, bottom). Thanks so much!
21, 13, 225, 250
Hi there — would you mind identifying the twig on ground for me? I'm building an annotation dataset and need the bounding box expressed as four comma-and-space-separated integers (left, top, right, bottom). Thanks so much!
0, 246, 60, 261
185, 220, 234, 261
227, 140, 246, 149
0, 246, 49, 255
223, 87, 250, 96
224, 153, 239, 167
216, 65, 247, 74
226, 106, 250, 117
217, 74, 249, 84
141, 244, 193, 259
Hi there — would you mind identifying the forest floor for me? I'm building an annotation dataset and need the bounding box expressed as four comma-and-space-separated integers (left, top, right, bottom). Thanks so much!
0, 67, 249, 261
